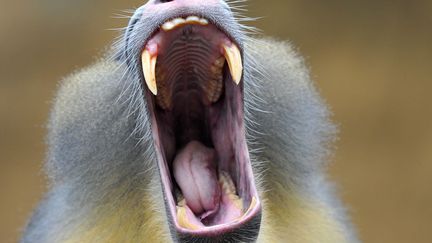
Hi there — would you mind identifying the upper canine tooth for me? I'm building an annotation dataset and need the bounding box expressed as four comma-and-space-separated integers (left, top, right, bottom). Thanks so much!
141, 50, 158, 95
222, 43, 243, 85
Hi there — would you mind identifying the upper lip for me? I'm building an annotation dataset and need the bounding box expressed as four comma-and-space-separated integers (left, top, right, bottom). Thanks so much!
140, 12, 243, 55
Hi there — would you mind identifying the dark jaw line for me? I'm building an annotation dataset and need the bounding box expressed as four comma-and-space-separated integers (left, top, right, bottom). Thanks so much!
176, 213, 262, 241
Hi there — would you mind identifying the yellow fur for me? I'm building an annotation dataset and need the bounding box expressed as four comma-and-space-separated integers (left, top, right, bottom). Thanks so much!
64, 193, 169, 243
258, 182, 347, 243
63, 180, 345, 243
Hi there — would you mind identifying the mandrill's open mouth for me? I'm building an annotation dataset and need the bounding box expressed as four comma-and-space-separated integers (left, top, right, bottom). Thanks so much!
140, 16, 261, 236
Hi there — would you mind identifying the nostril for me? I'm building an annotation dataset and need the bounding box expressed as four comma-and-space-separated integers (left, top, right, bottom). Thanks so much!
155, 0, 174, 3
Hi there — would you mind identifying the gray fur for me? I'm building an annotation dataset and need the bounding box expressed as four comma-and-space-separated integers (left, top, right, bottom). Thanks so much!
244, 39, 358, 242
23, 61, 166, 242
22, 1, 357, 242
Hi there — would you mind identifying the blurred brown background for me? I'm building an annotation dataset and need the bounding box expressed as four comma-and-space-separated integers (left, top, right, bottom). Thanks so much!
1, 0, 431, 242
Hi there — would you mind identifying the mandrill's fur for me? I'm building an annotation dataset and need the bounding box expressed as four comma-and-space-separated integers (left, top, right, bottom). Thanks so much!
22, 2, 358, 243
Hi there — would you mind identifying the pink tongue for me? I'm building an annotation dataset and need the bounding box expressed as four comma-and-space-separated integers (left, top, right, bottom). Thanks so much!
173, 141, 221, 215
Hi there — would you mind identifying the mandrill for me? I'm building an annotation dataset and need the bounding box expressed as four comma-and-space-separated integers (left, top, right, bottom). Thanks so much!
22, 0, 358, 242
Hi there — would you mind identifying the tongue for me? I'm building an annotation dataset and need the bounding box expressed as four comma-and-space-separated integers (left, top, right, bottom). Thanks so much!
173, 141, 221, 215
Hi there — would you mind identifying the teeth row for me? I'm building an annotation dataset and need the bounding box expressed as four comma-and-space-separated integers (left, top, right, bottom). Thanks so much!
162, 16, 209, 31
155, 68, 171, 110
219, 172, 243, 211
205, 57, 225, 104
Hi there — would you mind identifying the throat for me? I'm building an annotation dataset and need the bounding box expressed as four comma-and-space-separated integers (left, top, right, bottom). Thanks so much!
172, 86, 211, 147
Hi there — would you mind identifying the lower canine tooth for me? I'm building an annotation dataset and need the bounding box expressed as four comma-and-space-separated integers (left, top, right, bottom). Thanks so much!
222, 43, 243, 85
141, 50, 158, 95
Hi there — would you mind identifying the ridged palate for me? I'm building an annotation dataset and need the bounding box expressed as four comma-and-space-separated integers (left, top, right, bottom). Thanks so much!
155, 33, 224, 109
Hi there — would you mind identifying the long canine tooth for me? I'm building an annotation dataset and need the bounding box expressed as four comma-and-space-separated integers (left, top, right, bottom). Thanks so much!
222, 43, 243, 85
141, 50, 157, 95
